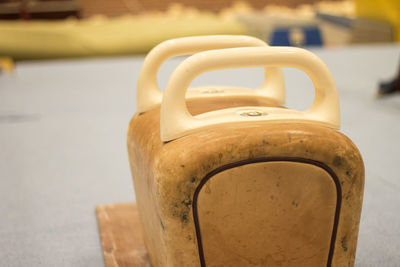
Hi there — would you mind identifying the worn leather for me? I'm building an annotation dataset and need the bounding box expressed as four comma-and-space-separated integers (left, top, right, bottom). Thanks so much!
127, 97, 364, 267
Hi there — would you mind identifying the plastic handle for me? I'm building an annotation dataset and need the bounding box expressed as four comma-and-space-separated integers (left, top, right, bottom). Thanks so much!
137, 35, 285, 113
161, 47, 340, 141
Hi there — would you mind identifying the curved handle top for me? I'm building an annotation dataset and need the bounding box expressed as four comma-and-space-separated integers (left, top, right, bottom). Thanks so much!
161, 47, 340, 141
137, 35, 285, 113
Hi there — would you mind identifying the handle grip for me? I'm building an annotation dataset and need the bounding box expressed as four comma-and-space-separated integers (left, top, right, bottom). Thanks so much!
137, 35, 285, 113
161, 47, 340, 141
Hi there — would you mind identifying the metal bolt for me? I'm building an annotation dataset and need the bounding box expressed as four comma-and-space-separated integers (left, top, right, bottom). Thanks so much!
240, 110, 266, 117
201, 88, 224, 94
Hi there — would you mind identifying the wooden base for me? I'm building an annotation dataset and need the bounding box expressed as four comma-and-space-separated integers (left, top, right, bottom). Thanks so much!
96, 203, 152, 267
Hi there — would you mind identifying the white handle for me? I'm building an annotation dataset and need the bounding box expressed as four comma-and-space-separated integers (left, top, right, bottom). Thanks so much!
161, 47, 340, 141
137, 35, 285, 113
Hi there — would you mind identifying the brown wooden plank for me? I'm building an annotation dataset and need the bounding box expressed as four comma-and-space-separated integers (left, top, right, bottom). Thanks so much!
96, 203, 152, 267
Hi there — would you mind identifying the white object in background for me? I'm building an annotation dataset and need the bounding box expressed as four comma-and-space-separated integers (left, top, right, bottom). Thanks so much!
161, 46, 340, 141
137, 35, 285, 113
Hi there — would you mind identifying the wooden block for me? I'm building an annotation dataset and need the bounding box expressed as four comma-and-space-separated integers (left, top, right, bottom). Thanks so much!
96, 203, 152, 267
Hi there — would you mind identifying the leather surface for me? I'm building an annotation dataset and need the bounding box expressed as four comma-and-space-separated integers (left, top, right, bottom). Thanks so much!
197, 161, 337, 267
127, 97, 364, 267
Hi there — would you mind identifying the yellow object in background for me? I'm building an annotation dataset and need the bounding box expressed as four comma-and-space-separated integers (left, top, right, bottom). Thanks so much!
0, 57, 14, 73
355, 0, 400, 41
0, 14, 245, 61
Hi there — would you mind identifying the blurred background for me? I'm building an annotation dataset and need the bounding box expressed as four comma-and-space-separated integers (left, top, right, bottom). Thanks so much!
0, 0, 399, 63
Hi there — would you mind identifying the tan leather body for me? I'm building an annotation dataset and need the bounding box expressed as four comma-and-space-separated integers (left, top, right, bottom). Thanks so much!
127, 97, 364, 267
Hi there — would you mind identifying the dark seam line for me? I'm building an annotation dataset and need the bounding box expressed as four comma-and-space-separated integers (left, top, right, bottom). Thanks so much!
192, 157, 342, 267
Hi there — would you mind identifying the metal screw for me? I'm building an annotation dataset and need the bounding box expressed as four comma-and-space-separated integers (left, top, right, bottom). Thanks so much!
201, 88, 224, 94
240, 110, 266, 117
